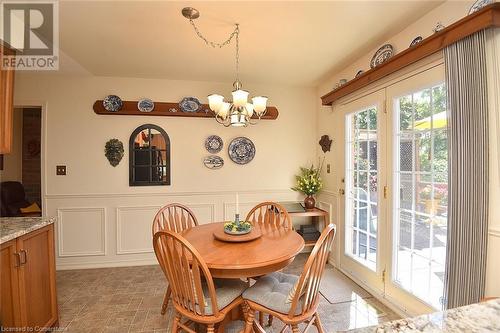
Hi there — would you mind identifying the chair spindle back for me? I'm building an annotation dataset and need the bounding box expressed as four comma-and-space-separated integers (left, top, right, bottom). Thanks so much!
152, 203, 198, 235
245, 202, 292, 229
153, 230, 219, 317
289, 223, 336, 316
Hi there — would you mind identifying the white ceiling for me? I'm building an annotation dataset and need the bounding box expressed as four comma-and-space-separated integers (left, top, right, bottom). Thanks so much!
58, 1, 444, 86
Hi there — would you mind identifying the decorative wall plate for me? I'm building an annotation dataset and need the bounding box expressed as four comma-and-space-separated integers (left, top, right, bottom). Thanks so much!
228, 137, 255, 165
410, 36, 423, 47
203, 155, 224, 169
179, 97, 201, 112
205, 135, 223, 154
355, 70, 364, 78
138, 98, 154, 112
433, 22, 445, 34
103, 95, 123, 112
469, 0, 493, 14
370, 44, 394, 69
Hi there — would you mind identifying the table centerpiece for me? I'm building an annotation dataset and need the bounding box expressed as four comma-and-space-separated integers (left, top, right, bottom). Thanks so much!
223, 194, 252, 235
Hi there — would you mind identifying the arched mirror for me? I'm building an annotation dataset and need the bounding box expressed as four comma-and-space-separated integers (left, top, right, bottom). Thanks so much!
129, 124, 170, 186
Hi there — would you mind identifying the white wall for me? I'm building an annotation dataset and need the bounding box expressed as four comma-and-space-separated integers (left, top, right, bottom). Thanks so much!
0, 108, 23, 182
14, 73, 318, 269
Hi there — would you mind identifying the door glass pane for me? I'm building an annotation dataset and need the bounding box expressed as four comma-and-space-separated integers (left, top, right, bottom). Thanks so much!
345, 106, 378, 271
393, 83, 447, 309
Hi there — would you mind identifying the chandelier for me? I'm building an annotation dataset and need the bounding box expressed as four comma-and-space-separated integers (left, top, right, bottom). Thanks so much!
182, 7, 268, 127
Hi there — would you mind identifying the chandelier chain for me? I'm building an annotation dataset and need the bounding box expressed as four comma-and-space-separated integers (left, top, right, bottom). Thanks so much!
188, 19, 240, 81
188, 19, 239, 49
235, 25, 239, 82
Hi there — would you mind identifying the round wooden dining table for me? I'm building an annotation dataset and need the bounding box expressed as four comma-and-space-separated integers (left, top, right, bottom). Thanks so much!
181, 222, 305, 279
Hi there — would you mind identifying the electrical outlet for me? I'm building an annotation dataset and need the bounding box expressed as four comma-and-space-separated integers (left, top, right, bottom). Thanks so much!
327, 164, 331, 173
56, 165, 66, 175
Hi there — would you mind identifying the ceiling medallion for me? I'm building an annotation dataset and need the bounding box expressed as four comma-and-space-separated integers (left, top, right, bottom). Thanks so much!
182, 7, 268, 127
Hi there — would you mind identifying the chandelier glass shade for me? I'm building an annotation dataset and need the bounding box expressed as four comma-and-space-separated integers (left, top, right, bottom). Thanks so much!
208, 83, 268, 127
183, 7, 268, 127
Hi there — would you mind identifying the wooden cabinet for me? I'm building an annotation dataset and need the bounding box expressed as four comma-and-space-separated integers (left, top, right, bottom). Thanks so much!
0, 43, 15, 154
0, 224, 58, 330
1, 239, 22, 327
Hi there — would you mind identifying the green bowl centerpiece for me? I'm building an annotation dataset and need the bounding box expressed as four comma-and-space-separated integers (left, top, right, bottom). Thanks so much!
224, 215, 252, 235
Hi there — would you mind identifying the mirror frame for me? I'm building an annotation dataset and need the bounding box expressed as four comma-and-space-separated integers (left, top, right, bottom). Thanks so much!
129, 124, 171, 186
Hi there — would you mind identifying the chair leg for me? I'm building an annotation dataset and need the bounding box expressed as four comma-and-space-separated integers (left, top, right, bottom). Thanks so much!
314, 313, 325, 333
268, 315, 274, 326
279, 325, 289, 333
243, 307, 255, 333
207, 324, 215, 333
171, 311, 181, 333
161, 286, 171, 315
259, 311, 264, 326
291, 324, 300, 333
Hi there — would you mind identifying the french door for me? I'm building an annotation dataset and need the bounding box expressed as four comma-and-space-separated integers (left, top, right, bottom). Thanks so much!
340, 90, 386, 294
339, 64, 447, 314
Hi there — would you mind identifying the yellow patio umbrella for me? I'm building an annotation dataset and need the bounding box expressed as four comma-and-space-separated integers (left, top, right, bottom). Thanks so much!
414, 111, 448, 130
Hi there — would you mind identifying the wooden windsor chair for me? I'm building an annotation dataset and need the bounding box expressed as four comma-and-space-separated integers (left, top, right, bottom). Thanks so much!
153, 230, 247, 333
245, 201, 294, 326
152, 203, 199, 315
242, 223, 336, 333
245, 202, 293, 229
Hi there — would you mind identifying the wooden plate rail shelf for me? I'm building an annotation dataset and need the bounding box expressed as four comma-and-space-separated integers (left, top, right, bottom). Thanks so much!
321, 3, 500, 106
93, 100, 279, 119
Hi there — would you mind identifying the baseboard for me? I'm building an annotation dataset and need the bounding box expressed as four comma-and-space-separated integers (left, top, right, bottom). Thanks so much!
331, 263, 412, 318
56, 258, 158, 270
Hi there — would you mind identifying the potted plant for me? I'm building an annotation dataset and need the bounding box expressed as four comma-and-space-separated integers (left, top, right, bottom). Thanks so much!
292, 161, 324, 210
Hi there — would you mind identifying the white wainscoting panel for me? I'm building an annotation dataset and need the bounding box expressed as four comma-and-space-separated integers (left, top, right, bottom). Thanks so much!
49, 190, 301, 269
116, 206, 160, 255
57, 207, 106, 257
187, 203, 216, 224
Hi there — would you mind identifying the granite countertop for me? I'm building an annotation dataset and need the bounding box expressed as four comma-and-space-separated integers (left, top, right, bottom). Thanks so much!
0, 216, 56, 244
349, 298, 500, 332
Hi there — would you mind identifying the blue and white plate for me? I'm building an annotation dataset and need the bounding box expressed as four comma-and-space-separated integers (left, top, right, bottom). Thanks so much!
205, 135, 223, 154
370, 44, 394, 69
203, 156, 224, 170
103, 95, 123, 112
469, 0, 493, 14
410, 36, 423, 47
179, 97, 201, 113
228, 137, 255, 165
138, 98, 154, 112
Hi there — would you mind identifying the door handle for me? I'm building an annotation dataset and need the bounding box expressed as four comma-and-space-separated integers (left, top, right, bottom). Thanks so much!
19, 249, 27, 265
14, 252, 21, 267
339, 188, 345, 195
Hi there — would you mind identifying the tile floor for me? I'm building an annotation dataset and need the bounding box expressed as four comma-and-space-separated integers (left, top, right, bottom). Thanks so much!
57, 254, 400, 332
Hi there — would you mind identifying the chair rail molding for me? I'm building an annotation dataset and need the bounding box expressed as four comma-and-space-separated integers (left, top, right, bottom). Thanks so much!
489, 228, 500, 238
45, 188, 295, 199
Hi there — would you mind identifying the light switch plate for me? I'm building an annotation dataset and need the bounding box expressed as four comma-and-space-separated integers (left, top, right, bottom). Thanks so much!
56, 165, 66, 175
